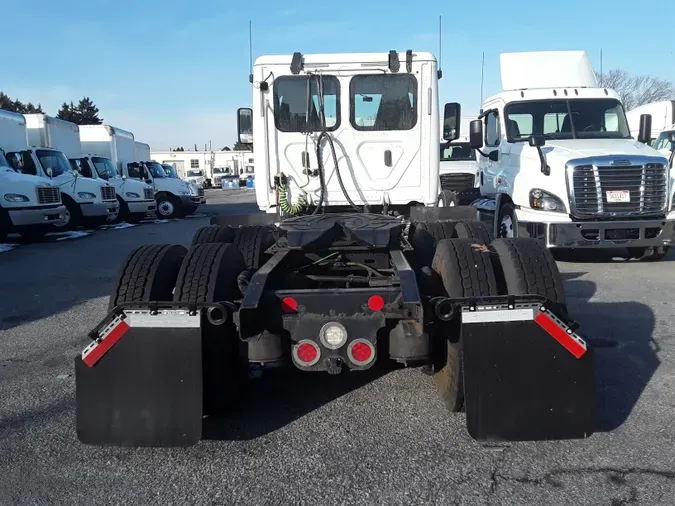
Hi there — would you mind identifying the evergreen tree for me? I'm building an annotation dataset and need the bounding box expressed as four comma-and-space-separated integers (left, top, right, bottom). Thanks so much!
57, 102, 79, 123
76, 97, 102, 125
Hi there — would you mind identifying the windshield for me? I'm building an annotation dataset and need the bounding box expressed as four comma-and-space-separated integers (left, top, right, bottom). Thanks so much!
187, 170, 203, 177
91, 157, 118, 179
440, 142, 475, 162
654, 131, 675, 152
504, 99, 631, 141
143, 161, 166, 178
0, 151, 9, 168
36, 149, 71, 177
161, 164, 177, 178
213, 168, 227, 174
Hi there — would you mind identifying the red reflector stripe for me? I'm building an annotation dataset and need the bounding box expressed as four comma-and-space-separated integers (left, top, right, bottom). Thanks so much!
534, 312, 586, 359
82, 320, 130, 367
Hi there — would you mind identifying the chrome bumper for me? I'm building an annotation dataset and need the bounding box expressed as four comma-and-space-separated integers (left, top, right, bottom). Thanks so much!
80, 201, 119, 218
127, 199, 156, 214
519, 218, 675, 248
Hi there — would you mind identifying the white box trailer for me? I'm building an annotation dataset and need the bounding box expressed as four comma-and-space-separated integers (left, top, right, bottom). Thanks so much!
626, 100, 675, 147
13, 114, 119, 229
0, 110, 67, 240
134, 142, 151, 162
76, 125, 156, 223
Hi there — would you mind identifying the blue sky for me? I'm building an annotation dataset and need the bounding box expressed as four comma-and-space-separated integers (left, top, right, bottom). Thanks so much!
3, 0, 673, 150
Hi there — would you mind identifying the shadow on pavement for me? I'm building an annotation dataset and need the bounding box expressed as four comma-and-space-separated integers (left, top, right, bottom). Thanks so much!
202, 366, 388, 441
554, 247, 675, 263
565, 279, 659, 433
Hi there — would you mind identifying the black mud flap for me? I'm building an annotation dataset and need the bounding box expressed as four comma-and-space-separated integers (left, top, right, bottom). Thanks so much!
462, 304, 595, 442
75, 310, 203, 447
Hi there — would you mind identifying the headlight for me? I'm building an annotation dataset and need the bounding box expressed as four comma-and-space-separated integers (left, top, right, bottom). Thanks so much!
529, 189, 566, 213
125, 192, 141, 198
4, 193, 30, 202
78, 192, 97, 199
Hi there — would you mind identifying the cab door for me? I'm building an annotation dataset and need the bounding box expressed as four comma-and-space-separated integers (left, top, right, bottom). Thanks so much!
479, 109, 502, 196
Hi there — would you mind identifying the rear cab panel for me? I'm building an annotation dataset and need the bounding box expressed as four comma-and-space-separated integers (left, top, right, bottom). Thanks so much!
252, 51, 439, 212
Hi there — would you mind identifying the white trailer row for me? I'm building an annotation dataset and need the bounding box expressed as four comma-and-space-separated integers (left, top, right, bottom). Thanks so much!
152, 150, 254, 188
1, 112, 205, 239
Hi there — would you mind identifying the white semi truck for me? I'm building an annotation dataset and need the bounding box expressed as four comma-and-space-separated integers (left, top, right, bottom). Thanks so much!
76, 125, 155, 223
466, 51, 674, 260
132, 142, 203, 218
0, 111, 67, 240
6, 114, 118, 230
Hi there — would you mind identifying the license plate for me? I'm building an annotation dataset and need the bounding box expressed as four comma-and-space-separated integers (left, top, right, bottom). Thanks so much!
606, 190, 630, 203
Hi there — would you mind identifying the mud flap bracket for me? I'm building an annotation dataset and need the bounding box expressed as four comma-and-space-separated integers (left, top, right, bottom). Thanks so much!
76, 308, 203, 447
461, 302, 595, 442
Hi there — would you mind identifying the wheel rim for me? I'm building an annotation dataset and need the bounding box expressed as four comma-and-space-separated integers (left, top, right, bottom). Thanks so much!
158, 200, 174, 217
449, 200, 456, 207
438, 197, 445, 208
55, 208, 71, 228
500, 215, 514, 238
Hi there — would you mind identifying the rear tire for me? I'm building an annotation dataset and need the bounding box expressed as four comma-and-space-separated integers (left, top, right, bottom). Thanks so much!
431, 239, 498, 412
192, 225, 235, 246
490, 238, 567, 314
108, 244, 187, 311
437, 190, 458, 207
231, 225, 276, 270
408, 221, 456, 268
155, 194, 180, 219
173, 243, 246, 415
453, 221, 493, 244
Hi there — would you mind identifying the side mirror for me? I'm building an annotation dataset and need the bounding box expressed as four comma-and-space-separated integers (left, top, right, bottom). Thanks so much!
145, 179, 152, 185
637, 114, 652, 144
237, 107, 253, 145
442, 102, 461, 141
469, 120, 484, 149
529, 134, 546, 148
46, 167, 53, 177
668, 132, 675, 144
529, 135, 550, 176
72, 170, 79, 178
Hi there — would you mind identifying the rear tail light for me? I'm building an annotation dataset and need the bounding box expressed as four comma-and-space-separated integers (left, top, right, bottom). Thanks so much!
347, 339, 375, 366
292, 340, 320, 366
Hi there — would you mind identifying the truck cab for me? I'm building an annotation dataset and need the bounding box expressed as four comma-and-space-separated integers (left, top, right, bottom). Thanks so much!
653, 124, 675, 158
185, 169, 206, 187
466, 51, 674, 260
130, 160, 202, 218
69, 154, 156, 223
438, 136, 479, 206
6, 114, 118, 230
241, 50, 450, 215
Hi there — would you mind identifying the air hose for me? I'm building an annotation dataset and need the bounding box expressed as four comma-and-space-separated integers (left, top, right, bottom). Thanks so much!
278, 174, 307, 216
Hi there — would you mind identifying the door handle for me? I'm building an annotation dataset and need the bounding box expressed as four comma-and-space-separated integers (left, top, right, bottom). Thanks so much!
301, 151, 309, 168
384, 150, 392, 167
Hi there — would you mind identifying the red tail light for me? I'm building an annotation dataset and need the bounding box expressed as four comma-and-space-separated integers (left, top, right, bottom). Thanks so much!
347, 339, 375, 366
368, 295, 385, 311
281, 297, 298, 313
292, 340, 320, 366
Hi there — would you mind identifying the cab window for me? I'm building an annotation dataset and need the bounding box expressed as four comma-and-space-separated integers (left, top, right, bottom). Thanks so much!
350, 74, 417, 131
274, 75, 340, 132
485, 111, 500, 146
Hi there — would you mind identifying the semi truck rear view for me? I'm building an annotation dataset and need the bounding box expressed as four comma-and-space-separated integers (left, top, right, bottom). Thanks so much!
75, 50, 595, 448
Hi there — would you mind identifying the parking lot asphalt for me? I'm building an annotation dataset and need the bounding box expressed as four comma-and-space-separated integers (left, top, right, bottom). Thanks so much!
1, 189, 674, 505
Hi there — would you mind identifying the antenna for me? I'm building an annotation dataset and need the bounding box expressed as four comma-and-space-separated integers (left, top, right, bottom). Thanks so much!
599, 48, 603, 86
480, 51, 485, 104
248, 20, 253, 83
437, 15, 442, 79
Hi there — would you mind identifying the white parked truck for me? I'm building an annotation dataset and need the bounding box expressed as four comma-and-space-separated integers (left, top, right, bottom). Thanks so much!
465, 51, 674, 261
0, 111, 67, 240
76, 125, 155, 223
132, 142, 202, 218
438, 136, 480, 206
75, 50, 597, 448
7, 114, 118, 230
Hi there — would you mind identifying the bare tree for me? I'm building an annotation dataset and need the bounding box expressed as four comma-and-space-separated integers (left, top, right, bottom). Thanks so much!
601, 69, 675, 110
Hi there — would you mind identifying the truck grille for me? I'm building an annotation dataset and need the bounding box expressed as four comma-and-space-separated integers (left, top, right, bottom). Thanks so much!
571, 163, 668, 217
440, 173, 475, 192
101, 186, 116, 201
144, 188, 154, 200
36, 186, 61, 204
